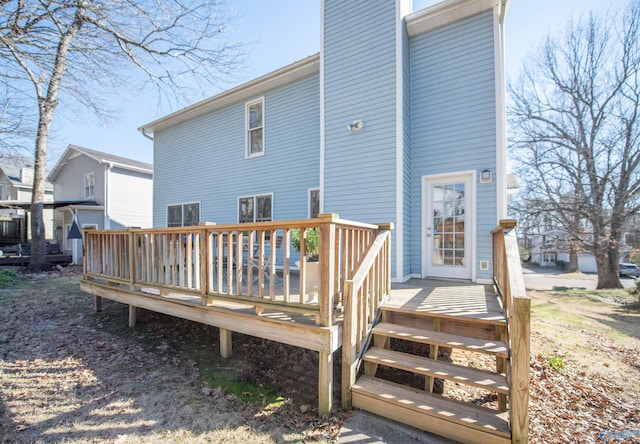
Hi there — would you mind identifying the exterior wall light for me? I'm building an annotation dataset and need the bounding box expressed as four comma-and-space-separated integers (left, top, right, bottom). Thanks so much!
347, 119, 364, 132
480, 169, 492, 184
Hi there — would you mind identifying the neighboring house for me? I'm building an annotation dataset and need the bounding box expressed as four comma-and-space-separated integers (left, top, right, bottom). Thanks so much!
48, 145, 153, 263
139, 0, 510, 284
0, 165, 54, 245
531, 227, 638, 272
530, 230, 599, 272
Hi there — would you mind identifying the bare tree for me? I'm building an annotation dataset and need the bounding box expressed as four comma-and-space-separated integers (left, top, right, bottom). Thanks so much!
509, 1, 640, 288
0, 0, 241, 270
0, 83, 33, 161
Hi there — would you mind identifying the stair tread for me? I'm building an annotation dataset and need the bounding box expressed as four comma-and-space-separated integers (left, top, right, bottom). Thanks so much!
364, 347, 508, 394
352, 375, 510, 437
373, 322, 508, 357
380, 305, 507, 326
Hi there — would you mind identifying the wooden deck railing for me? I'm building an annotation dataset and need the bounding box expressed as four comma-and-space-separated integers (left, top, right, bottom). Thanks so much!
83, 213, 389, 327
341, 225, 392, 408
492, 219, 530, 444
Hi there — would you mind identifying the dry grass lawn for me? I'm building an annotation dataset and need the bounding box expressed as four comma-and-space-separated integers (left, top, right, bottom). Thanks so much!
0, 269, 639, 443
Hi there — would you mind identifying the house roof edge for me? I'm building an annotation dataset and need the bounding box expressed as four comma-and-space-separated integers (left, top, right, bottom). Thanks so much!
139, 53, 320, 136
406, 0, 510, 36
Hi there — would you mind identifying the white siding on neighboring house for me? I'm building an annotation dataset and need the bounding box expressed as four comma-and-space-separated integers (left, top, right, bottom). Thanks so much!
108, 167, 153, 229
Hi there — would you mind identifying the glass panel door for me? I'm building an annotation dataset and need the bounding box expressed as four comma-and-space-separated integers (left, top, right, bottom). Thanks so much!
424, 175, 472, 279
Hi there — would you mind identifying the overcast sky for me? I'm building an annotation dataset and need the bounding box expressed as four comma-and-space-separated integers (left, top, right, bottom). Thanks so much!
46, 0, 627, 166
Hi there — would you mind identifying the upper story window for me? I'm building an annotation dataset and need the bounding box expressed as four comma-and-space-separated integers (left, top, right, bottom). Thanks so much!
167, 202, 200, 227
0, 184, 3, 200
309, 188, 320, 218
238, 194, 272, 223
84, 172, 95, 198
246, 98, 264, 158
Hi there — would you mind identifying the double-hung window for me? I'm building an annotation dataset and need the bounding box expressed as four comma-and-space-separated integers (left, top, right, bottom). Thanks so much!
167, 202, 200, 227
84, 173, 95, 198
246, 98, 264, 158
238, 194, 272, 223
309, 188, 320, 218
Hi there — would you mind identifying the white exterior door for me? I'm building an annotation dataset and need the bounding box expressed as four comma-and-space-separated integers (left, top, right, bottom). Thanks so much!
423, 174, 473, 280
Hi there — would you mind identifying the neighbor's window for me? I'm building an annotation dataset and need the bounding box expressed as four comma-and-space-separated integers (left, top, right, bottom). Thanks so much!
246, 98, 264, 158
238, 194, 272, 223
167, 202, 200, 227
0, 184, 3, 200
84, 172, 95, 198
309, 188, 320, 218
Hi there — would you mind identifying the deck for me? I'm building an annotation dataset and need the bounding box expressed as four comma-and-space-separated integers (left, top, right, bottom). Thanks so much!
80, 217, 530, 443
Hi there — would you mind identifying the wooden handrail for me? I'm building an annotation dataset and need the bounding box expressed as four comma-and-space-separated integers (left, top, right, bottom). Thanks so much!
492, 220, 530, 444
82, 215, 388, 324
341, 229, 392, 409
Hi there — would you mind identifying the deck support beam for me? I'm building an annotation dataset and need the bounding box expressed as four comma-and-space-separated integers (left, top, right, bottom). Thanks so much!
220, 328, 232, 358
128, 305, 137, 327
318, 351, 333, 415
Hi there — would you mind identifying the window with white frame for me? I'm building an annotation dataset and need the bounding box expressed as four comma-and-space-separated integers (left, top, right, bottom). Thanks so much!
238, 194, 272, 223
246, 98, 264, 158
84, 172, 95, 198
309, 188, 320, 218
167, 202, 200, 227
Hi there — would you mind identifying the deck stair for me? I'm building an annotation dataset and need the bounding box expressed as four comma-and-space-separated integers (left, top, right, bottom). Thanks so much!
351, 305, 512, 444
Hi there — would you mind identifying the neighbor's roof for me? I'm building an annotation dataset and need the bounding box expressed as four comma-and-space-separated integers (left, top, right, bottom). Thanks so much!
48, 145, 153, 182
0, 199, 102, 210
0, 165, 54, 191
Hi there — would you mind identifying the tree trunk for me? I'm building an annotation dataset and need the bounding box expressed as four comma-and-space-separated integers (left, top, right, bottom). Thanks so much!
595, 243, 622, 289
27, 115, 51, 271
567, 243, 579, 273
26, 9, 83, 271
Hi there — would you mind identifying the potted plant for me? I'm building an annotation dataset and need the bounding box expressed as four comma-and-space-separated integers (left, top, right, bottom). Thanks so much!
291, 228, 320, 299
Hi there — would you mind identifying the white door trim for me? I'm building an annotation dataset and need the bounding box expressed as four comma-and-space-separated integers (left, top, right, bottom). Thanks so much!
421, 171, 477, 281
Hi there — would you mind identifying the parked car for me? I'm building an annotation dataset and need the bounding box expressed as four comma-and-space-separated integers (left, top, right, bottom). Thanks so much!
619, 263, 640, 278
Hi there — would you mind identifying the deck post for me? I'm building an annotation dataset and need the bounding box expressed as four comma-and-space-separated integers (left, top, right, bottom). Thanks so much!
510, 297, 530, 443
318, 350, 333, 415
318, 213, 338, 327
94, 295, 103, 312
341, 280, 357, 409
220, 328, 232, 358
128, 305, 137, 327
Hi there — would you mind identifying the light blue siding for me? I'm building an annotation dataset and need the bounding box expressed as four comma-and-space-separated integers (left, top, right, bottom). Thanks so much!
409, 10, 497, 280
323, 0, 399, 276
154, 74, 320, 226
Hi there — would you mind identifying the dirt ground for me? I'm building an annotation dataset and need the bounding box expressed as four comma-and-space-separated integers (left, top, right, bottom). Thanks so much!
0, 269, 639, 443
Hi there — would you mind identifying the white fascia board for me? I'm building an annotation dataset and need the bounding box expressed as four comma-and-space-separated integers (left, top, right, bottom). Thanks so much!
140, 54, 320, 135
406, 0, 499, 36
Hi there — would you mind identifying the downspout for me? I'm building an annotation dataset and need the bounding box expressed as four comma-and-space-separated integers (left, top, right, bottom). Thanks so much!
140, 128, 154, 141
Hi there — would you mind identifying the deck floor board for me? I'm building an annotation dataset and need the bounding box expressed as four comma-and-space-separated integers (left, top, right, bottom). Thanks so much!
387, 279, 504, 324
